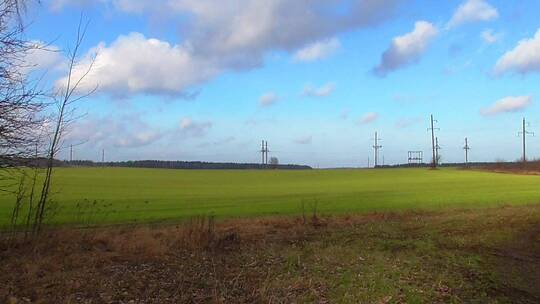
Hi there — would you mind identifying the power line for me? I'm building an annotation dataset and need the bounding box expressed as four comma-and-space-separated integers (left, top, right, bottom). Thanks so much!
265, 141, 268, 165
463, 137, 470, 164
435, 137, 441, 165
518, 118, 534, 162
372, 132, 382, 167
260, 140, 265, 165
428, 114, 440, 168
260, 140, 269, 165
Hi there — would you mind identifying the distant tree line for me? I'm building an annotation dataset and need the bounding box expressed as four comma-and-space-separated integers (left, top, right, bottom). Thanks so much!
57, 159, 312, 170
375, 161, 516, 169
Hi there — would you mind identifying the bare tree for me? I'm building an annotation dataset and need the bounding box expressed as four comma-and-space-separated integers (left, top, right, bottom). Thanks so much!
0, 0, 46, 181
32, 14, 97, 234
0, 0, 55, 242
32, 16, 96, 234
0, 0, 95, 235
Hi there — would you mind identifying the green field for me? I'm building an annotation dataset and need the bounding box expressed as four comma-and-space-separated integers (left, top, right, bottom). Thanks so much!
2, 167, 540, 226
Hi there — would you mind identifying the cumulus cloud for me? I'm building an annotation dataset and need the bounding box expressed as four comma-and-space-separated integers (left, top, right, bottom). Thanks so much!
115, 131, 163, 148
65, 114, 165, 148
481, 29, 501, 44
294, 135, 312, 145
179, 117, 212, 137
55, 33, 219, 97
53, 0, 400, 96
358, 112, 379, 124
480, 96, 532, 116
447, 0, 498, 29
494, 29, 540, 75
259, 92, 279, 107
65, 114, 213, 152
302, 83, 335, 97
373, 21, 438, 77
294, 38, 340, 62
20, 42, 64, 75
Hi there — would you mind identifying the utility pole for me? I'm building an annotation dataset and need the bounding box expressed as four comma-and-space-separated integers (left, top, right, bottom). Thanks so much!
367, 156, 370, 168
70, 144, 73, 162
463, 137, 470, 165
373, 132, 382, 167
101, 149, 105, 163
518, 118, 534, 162
428, 114, 439, 168
261, 140, 265, 165
264, 141, 269, 165
260, 140, 269, 165
435, 137, 441, 165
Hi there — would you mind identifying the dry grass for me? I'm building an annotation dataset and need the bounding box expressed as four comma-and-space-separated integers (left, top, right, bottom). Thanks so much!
1, 205, 539, 303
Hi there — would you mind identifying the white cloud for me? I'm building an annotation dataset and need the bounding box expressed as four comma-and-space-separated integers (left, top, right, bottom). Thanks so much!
115, 131, 163, 148
294, 38, 340, 62
56, 33, 219, 97
373, 21, 438, 77
358, 112, 379, 124
480, 96, 532, 116
179, 117, 212, 137
53, 0, 400, 96
20, 42, 64, 75
494, 29, 540, 75
65, 114, 165, 148
259, 92, 279, 107
294, 135, 312, 145
65, 114, 213, 152
447, 0, 498, 29
481, 29, 501, 44
302, 82, 335, 97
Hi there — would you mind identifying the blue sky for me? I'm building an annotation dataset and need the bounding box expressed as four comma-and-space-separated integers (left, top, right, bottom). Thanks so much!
23, 0, 540, 167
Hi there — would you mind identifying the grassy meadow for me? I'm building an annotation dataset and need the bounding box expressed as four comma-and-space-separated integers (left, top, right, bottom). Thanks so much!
2, 166, 540, 226
2, 167, 540, 302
